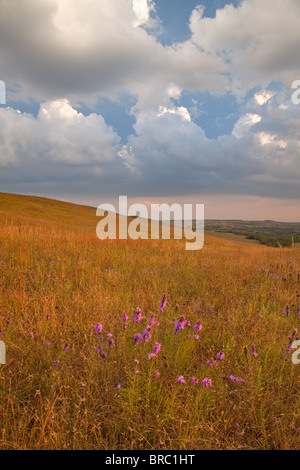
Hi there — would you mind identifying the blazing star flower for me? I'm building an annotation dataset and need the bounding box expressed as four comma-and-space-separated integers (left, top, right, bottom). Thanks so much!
184, 321, 191, 327
194, 321, 202, 333
54, 360, 60, 368
29, 332, 34, 339
107, 334, 115, 348
152, 371, 160, 378
134, 307, 142, 323
177, 375, 186, 384
148, 314, 156, 326
121, 313, 128, 322
95, 322, 103, 335
216, 350, 225, 361
134, 359, 140, 365
4, 318, 10, 324
142, 325, 152, 343
153, 342, 161, 355
174, 315, 185, 334
133, 333, 143, 344
45, 341, 50, 348
101, 352, 107, 361
148, 342, 161, 360
135, 370, 140, 374
159, 293, 167, 312
96, 345, 103, 352
251, 343, 258, 358
192, 377, 199, 385
45, 314, 50, 320
117, 384, 121, 389
201, 378, 212, 387
207, 360, 218, 367
285, 305, 290, 316
63, 344, 69, 351
229, 375, 245, 384
194, 334, 200, 340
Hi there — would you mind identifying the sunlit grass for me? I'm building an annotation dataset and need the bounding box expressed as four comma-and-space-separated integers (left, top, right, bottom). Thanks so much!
0, 197, 299, 450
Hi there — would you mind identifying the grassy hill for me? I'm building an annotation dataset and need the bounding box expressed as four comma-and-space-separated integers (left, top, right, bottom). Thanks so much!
0, 192, 252, 246
0, 192, 97, 234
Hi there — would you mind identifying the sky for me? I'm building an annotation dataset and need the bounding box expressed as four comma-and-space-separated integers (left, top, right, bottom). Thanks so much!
0, 0, 299, 221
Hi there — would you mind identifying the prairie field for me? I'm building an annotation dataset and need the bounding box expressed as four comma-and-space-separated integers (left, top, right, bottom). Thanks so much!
0, 194, 299, 450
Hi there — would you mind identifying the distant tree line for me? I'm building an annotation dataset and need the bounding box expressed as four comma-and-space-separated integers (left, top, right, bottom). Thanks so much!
245, 233, 300, 247
203, 221, 300, 248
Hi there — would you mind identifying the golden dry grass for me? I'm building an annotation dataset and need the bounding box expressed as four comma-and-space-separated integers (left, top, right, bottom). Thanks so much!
0, 194, 299, 450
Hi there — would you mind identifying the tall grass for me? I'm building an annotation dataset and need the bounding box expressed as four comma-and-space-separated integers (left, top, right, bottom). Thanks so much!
0, 222, 299, 450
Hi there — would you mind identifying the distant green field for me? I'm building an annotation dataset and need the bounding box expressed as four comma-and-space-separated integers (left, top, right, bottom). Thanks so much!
204, 230, 259, 245
204, 219, 300, 247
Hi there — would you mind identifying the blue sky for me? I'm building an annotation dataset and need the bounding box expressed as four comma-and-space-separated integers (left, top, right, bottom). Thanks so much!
156, 0, 241, 44
0, 0, 299, 220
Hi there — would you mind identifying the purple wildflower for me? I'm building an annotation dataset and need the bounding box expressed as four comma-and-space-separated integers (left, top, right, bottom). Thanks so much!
133, 333, 143, 344
54, 360, 60, 368
101, 352, 107, 361
251, 343, 258, 358
29, 332, 34, 339
192, 377, 199, 385
117, 384, 121, 389
177, 375, 186, 384
148, 314, 156, 326
4, 318, 10, 324
134, 359, 140, 365
159, 293, 167, 312
148, 342, 161, 360
95, 322, 103, 335
201, 378, 212, 387
152, 371, 160, 378
184, 321, 191, 327
174, 315, 185, 334
207, 360, 218, 367
107, 333, 115, 348
63, 343, 69, 351
194, 321, 202, 333
153, 342, 161, 355
142, 325, 152, 342
216, 350, 225, 361
45, 341, 50, 348
121, 313, 128, 322
134, 307, 142, 323
229, 375, 245, 384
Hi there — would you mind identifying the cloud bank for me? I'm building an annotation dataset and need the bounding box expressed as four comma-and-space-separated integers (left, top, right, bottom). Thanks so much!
0, 0, 299, 217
